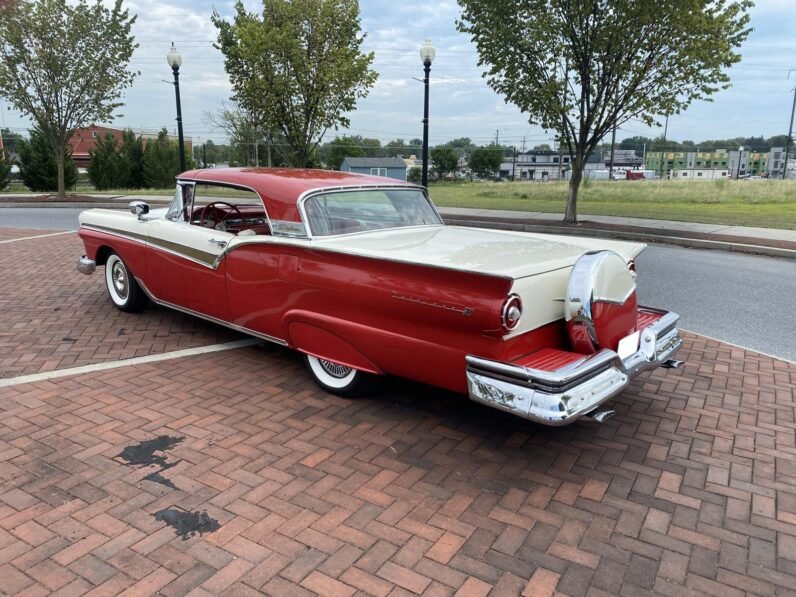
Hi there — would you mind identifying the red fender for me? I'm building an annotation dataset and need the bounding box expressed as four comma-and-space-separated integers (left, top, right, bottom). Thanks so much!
287, 321, 382, 375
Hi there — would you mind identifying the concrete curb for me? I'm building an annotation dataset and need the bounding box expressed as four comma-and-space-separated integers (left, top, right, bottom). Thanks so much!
443, 217, 796, 260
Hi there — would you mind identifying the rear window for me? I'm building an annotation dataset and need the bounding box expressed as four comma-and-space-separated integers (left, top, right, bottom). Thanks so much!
303, 189, 441, 236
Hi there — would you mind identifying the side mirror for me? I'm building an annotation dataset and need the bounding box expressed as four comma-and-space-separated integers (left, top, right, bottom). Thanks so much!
129, 200, 150, 220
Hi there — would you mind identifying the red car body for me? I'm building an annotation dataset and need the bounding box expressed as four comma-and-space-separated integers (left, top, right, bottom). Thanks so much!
77, 168, 683, 425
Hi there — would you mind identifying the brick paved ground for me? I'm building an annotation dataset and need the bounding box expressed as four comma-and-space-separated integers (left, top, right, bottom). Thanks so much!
1, 229, 795, 595
0, 232, 242, 379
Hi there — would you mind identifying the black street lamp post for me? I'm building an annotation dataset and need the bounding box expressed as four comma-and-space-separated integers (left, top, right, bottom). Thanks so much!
419, 39, 435, 188
167, 43, 186, 173
736, 145, 744, 180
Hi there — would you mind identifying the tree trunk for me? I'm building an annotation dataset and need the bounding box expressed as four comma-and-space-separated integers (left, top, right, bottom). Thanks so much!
564, 159, 582, 224
55, 143, 66, 198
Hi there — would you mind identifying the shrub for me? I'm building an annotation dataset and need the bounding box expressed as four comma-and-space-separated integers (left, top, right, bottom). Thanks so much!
18, 128, 77, 192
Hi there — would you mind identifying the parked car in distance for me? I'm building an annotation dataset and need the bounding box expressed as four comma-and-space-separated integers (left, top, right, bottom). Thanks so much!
76, 168, 683, 426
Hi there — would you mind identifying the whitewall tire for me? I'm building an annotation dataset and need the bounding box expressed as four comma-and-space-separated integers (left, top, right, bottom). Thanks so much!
104, 253, 148, 313
303, 354, 375, 397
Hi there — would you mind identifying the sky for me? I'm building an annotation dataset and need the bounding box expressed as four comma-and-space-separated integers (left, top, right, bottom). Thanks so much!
1, 0, 795, 150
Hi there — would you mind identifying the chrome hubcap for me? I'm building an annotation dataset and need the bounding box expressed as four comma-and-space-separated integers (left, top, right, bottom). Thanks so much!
112, 262, 128, 299
319, 359, 352, 379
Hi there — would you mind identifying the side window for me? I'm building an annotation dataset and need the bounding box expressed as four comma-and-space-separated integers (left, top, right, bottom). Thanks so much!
190, 183, 269, 233
193, 183, 263, 209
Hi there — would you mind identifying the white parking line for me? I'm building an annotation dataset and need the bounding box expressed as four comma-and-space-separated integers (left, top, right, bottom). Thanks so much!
0, 230, 77, 243
0, 338, 263, 388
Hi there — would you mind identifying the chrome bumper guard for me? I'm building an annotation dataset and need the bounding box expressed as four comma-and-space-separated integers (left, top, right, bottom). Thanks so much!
76, 256, 96, 275
466, 311, 682, 426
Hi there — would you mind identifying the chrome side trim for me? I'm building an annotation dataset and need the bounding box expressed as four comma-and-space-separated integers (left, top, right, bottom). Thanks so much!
135, 278, 289, 347
76, 255, 96, 275
466, 309, 683, 426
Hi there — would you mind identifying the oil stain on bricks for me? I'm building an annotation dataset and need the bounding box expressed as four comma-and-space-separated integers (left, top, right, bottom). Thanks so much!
155, 509, 221, 540
116, 435, 184, 490
117, 436, 222, 539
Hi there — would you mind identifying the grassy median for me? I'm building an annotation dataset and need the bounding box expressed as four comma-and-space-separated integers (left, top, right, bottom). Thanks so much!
429, 179, 796, 229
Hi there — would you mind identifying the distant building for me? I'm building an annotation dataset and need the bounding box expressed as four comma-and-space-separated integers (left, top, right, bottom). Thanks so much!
68, 125, 193, 169
340, 157, 408, 181
647, 149, 768, 179
602, 149, 643, 168
499, 149, 577, 181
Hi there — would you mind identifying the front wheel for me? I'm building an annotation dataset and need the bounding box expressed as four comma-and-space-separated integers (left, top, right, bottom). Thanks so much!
105, 252, 148, 313
303, 355, 375, 397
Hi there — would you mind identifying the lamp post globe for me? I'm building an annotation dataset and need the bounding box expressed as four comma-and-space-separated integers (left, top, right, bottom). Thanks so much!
167, 43, 186, 172
419, 39, 435, 188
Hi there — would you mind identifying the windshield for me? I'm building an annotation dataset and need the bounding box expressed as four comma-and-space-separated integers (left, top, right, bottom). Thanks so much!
303, 188, 442, 236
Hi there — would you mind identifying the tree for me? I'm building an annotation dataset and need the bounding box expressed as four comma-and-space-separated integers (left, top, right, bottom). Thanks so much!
213, 0, 377, 168
407, 167, 422, 184
431, 147, 459, 179
87, 133, 121, 191
458, 0, 752, 223
469, 146, 503, 178
325, 136, 366, 170
143, 129, 181, 189
533, 143, 552, 151
18, 128, 77, 192
0, 0, 137, 197
119, 129, 145, 188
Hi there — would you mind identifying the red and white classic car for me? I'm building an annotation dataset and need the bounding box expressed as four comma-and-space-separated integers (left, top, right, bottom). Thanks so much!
76, 168, 682, 425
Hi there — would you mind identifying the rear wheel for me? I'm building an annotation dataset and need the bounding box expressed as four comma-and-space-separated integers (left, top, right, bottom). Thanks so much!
105, 253, 148, 313
303, 354, 375, 397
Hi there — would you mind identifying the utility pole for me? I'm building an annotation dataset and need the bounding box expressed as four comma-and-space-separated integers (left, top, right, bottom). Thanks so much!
511, 146, 516, 181
266, 130, 272, 167
608, 124, 617, 180
521, 136, 526, 152
784, 74, 796, 179
203, 142, 207, 168
559, 59, 569, 182
495, 130, 499, 146
659, 114, 669, 180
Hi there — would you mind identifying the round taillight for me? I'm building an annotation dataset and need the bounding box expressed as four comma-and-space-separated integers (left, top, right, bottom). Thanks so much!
502, 294, 523, 332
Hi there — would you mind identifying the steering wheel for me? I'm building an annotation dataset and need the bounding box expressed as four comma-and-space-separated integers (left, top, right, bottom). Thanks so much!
199, 201, 243, 230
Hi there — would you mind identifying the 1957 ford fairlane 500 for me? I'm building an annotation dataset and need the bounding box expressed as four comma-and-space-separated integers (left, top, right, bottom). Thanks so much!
76, 168, 682, 425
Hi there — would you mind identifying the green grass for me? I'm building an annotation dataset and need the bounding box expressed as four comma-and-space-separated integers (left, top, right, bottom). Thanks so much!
428, 179, 796, 229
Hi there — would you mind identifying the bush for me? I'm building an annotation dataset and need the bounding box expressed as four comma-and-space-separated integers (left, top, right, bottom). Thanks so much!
407, 166, 422, 184
18, 128, 77, 192
87, 133, 121, 190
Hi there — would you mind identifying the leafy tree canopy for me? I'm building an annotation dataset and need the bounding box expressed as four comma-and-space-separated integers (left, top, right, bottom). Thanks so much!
458, 0, 752, 222
213, 0, 378, 168
0, 154, 10, 191
0, 0, 137, 196
469, 146, 504, 178
431, 147, 459, 178
325, 136, 366, 170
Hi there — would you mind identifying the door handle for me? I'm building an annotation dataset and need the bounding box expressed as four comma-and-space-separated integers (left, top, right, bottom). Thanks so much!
208, 238, 227, 248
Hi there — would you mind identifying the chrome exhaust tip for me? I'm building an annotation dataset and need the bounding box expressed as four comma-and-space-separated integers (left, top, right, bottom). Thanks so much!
587, 409, 615, 423
662, 359, 684, 369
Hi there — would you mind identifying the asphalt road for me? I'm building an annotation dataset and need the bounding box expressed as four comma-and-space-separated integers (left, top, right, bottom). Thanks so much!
0, 207, 95, 229
637, 245, 796, 362
2, 207, 793, 361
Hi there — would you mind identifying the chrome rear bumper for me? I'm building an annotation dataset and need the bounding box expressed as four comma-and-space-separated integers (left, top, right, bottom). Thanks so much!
76, 256, 96, 275
466, 310, 682, 426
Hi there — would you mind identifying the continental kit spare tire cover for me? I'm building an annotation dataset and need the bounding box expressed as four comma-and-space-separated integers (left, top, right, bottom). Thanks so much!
564, 250, 638, 354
